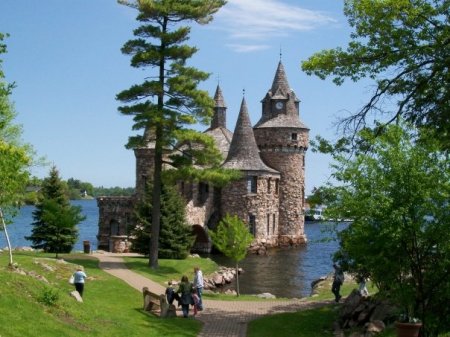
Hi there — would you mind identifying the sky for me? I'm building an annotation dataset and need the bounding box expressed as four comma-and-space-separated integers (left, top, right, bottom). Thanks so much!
0, 0, 372, 194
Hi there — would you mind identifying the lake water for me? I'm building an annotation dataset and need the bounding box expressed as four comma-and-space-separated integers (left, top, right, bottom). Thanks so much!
0, 199, 342, 298
0, 200, 99, 252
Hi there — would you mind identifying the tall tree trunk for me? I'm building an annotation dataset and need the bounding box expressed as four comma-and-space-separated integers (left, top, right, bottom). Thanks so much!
0, 208, 14, 266
148, 17, 167, 269
235, 261, 240, 296
149, 127, 163, 269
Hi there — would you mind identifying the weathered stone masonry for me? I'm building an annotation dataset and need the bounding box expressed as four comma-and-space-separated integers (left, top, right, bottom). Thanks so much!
97, 61, 309, 252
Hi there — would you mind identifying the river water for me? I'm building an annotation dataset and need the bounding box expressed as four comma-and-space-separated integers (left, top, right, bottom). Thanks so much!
0, 199, 343, 298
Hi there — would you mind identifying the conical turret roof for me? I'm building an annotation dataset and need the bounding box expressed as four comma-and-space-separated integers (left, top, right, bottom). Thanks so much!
213, 85, 227, 108
223, 97, 278, 173
255, 61, 309, 129
270, 61, 290, 98
205, 84, 233, 159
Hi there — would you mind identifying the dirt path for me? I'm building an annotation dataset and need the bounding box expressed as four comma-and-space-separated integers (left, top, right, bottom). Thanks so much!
93, 252, 332, 337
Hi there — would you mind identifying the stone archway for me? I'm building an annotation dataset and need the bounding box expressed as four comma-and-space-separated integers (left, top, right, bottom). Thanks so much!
191, 224, 211, 253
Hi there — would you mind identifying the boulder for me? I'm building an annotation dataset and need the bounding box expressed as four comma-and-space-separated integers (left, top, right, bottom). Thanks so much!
256, 293, 276, 299
70, 290, 83, 302
365, 320, 385, 333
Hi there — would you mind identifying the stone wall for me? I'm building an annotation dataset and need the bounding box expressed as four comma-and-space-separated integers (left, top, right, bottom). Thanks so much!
254, 127, 308, 244
134, 147, 155, 198
221, 172, 280, 246
97, 196, 135, 251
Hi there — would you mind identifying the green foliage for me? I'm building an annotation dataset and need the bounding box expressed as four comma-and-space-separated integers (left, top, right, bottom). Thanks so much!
131, 182, 194, 259
91, 185, 135, 197
301, 0, 450, 148
210, 214, 254, 263
117, 0, 227, 269
315, 122, 450, 336
38, 287, 60, 306
209, 214, 253, 296
67, 178, 94, 198
0, 33, 34, 215
26, 167, 85, 257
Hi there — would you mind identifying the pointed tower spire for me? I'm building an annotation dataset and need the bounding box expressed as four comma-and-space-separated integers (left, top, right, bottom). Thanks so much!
223, 98, 277, 173
211, 84, 227, 129
271, 61, 290, 98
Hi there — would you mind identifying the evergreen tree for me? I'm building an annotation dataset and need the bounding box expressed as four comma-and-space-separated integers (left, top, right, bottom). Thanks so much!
159, 184, 194, 259
26, 166, 85, 257
131, 182, 194, 259
117, 0, 226, 269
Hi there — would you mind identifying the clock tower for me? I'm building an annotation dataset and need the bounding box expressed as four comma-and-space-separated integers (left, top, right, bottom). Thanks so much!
254, 61, 309, 246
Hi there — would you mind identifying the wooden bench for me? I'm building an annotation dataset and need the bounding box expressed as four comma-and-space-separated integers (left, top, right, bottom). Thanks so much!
142, 287, 177, 318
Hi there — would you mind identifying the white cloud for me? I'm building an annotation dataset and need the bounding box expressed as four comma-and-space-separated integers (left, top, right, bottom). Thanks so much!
226, 43, 271, 53
215, 0, 336, 51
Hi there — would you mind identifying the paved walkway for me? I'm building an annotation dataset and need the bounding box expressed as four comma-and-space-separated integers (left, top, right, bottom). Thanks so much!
93, 252, 332, 337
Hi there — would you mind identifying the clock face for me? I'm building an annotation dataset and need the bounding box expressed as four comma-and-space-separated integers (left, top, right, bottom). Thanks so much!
275, 101, 283, 110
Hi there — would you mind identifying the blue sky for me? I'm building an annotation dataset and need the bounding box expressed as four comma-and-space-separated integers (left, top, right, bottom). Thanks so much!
1, 0, 370, 193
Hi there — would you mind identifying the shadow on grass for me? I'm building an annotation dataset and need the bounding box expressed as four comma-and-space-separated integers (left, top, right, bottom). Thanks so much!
132, 307, 202, 336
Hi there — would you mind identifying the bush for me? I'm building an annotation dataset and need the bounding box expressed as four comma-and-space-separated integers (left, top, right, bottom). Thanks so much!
38, 287, 60, 306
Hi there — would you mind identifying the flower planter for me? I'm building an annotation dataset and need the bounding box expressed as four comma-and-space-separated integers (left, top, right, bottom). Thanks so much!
395, 322, 422, 337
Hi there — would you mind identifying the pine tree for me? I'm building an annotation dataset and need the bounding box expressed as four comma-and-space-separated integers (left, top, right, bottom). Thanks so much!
159, 184, 194, 259
117, 0, 226, 269
26, 166, 85, 257
131, 182, 194, 259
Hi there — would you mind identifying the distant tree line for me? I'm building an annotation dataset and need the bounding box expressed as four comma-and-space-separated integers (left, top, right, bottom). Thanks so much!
24, 176, 134, 204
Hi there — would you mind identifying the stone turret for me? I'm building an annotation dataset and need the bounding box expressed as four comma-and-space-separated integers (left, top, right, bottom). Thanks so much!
204, 85, 233, 161
254, 61, 309, 245
222, 98, 280, 243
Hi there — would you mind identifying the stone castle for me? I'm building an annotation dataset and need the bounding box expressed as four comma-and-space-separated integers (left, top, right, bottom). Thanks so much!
97, 61, 309, 253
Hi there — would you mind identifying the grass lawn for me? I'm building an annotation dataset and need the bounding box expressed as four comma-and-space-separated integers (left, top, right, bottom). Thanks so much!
122, 255, 218, 286
0, 251, 201, 337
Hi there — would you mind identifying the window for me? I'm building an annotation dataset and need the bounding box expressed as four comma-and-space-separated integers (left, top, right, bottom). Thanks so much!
247, 176, 257, 193
291, 133, 298, 141
248, 214, 256, 235
267, 179, 271, 193
275, 179, 279, 194
267, 214, 270, 235
110, 220, 120, 236
197, 182, 209, 203
272, 214, 276, 234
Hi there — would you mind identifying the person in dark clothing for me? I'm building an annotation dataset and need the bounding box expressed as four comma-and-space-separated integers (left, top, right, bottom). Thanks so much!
331, 263, 344, 302
176, 275, 193, 318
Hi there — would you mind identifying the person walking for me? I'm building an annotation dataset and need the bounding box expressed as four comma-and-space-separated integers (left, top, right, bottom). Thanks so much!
72, 267, 87, 298
193, 266, 204, 310
177, 275, 193, 318
331, 263, 344, 302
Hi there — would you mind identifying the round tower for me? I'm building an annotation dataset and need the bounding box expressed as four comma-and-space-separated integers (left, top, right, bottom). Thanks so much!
253, 61, 309, 245
221, 97, 280, 246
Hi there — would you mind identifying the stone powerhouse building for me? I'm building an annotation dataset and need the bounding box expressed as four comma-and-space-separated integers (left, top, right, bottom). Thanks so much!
97, 61, 309, 253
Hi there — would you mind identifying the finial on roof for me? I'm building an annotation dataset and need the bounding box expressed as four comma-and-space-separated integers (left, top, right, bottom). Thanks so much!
279, 46, 282, 61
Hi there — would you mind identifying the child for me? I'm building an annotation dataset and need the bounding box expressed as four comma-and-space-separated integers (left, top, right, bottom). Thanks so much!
191, 288, 200, 316
165, 281, 180, 305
